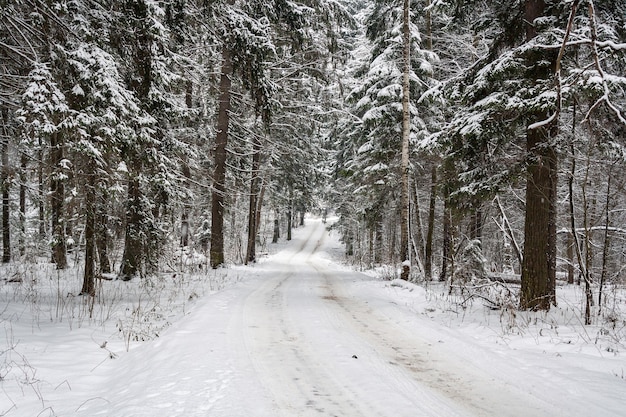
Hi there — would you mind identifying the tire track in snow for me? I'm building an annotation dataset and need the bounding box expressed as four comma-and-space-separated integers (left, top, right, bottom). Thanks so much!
241, 221, 471, 417
310, 256, 563, 417
241, 222, 375, 417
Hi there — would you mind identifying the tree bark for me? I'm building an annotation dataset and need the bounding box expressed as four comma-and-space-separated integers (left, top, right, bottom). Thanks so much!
425, 166, 437, 280
272, 215, 279, 244
0, 141, 11, 263
210, 45, 233, 268
38, 138, 45, 243
520, 0, 558, 310
566, 231, 575, 284
411, 177, 425, 264
1, 124, 10, 263
245, 136, 262, 264
399, 0, 411, 280
50, 132, 66, 269
520, 116, 557, 310
119, 0, 153, 279
287, 201, 293, 241
598, 173, 611, 315
181, 80, 193, 248
19, 153, 26, 257
81, 172, 96, 296
375, 215, 383, 264
440, 193, 451, 282
120, 177, 143, 279
255, 176, 266, 238
95, 189, 111, 274
181, 161, 191, 248
469, 201, 483, 242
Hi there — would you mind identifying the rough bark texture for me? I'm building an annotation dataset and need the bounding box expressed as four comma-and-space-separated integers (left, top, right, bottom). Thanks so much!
566, 231, 575, 284
520, 0, 558, 310
81, 173, 96, 296
210, 45, 233, 268
95, 190, 111, 274
255, 177, 266, 238
287, 206, 293, 241
399, 0, 411, 281
425, 166, 436, 280
440, 195, 451, 282
272, 215, 279, 244
38, 141, 45, 242
245, 137, 262, 264
1, 120, 10, 263
119, 0, 152, 279
19, 153, 26, 257
181, 81, 193, 248
412, 179, 424, 263
520, 116, 557, 310
50, 132, 67, 269
180, 157, 191, 249
120, 177, 143, 279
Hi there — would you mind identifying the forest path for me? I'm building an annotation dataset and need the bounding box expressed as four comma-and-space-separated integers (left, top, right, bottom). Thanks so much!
236, 219, 560, 417
63, 218, 613, 417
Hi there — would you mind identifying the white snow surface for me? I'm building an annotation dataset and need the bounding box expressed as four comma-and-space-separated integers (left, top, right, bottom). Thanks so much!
2, 218, 625, 416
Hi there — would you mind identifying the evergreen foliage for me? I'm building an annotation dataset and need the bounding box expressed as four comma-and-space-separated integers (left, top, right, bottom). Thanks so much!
0, 0, 624, 322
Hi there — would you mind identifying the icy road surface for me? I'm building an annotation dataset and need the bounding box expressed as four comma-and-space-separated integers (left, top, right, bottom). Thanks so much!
9, 218, 622, 416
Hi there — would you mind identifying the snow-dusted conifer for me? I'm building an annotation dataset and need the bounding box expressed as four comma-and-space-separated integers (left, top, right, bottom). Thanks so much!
433, 0, 625, 310
17, 64, 70, 268
338, 0, 435, 268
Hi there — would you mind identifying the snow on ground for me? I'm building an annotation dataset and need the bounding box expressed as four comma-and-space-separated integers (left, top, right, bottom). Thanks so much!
1, 218, 625, 416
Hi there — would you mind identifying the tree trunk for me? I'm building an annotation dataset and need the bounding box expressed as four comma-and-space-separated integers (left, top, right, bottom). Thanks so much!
581, 155, 594, 324
1, 133, 10, 263
375, 215, 383, 264
181, 161, 191, 248
399, 0, 411, 281
119, 0, 153, 279
440, 195, 451, 282
566, 231, 575, 284
38, 139, 45, 243
245, 136, 262, 264
50, 132, 67, 269
272, 208, 280, 243
368, 225, 374, 266
81, 172, 96, 296
181, 81, 193, 248
119, 177, 143, 279
520, 0, 557, 311
567, 95, 578, 286
520, 115, 557, 310
598, 173, 611, 315
411, 177, 425, 263
95, 189, 111, 274
469, 202, 483, 242
210, 45, 233, 268
255, 176, 266, 238
425, 166, 437, 280
19, 153, 26, 257
425, 0, 433, 51
272, 217, 279, 244
287, 204, 293, 241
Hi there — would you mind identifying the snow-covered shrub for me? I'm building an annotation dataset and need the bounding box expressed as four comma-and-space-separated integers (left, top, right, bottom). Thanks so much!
455, 239, 487, 284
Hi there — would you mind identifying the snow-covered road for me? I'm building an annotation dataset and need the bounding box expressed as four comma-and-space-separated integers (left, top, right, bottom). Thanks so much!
235, 220, 561, 417
5, 218, 623, 416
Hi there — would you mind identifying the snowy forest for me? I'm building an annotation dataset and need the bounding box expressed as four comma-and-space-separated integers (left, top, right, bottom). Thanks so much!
2, 0, 624, 317
1, 0, 626, 415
